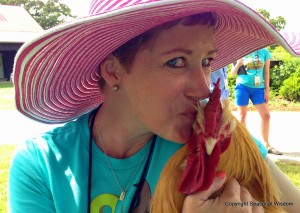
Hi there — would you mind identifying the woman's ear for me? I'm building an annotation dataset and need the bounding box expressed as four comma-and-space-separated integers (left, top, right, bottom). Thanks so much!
100, 54, 121, 87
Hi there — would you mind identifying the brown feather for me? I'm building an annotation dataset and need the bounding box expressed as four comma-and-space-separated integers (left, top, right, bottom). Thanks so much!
150, 100, 287, 213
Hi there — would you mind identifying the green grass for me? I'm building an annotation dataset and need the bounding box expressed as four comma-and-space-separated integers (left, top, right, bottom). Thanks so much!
275, 160, 300, 189
0, 145, 16, 213
0, 82, 16, 110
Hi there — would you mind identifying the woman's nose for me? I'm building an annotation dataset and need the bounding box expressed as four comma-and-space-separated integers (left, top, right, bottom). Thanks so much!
186, 67, 211, 101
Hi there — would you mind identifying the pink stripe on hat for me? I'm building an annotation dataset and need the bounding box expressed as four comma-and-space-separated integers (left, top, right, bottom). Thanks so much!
281, 32, 300, 55
13, 0, 300, 123
90, 0, 159, 14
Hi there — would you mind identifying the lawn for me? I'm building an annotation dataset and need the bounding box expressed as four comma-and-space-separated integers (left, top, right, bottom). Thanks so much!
0, 82, 16, 110
275, 160, 300, 189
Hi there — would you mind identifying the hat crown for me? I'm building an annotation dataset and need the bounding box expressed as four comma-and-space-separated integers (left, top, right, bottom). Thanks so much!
89, 0, 158, 15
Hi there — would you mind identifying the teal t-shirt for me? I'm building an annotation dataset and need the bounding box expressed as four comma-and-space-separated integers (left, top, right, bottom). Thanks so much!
236, 48, 272, 88
8, 111, 182, 213
8, 111, 267, 213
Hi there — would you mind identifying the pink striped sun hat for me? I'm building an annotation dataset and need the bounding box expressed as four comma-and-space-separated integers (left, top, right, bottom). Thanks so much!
13, 0, 300, 124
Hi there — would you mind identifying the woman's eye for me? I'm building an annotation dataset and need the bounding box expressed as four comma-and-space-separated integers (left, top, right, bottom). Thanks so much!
166, 57, 186, 68
202, 58, 212, 66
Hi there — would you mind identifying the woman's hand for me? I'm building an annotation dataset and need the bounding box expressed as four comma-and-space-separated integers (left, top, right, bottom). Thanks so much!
231, 59, 244, 77
182, 173, 264, 213
236, 58, 244, 67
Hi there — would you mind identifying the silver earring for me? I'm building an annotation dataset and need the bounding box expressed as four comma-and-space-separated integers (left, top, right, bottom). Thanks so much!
112, 85, 119, 92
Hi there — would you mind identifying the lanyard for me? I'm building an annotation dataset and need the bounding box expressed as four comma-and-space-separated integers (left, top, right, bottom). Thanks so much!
252, 51, 259, 70
87, 106, 156, 212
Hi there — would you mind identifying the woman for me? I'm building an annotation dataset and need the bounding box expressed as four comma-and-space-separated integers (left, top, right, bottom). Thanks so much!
9, 0, 300, 212
231, 48, 282, 155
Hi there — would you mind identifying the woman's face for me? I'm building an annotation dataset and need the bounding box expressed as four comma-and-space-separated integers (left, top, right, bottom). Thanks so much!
120, 23, 216, 143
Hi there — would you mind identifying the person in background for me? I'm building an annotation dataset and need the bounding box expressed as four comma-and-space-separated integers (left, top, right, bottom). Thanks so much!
210, 66, 230, 100
8, 0, 299, 212
231, 48, 282, 155
210, 66, 268, 157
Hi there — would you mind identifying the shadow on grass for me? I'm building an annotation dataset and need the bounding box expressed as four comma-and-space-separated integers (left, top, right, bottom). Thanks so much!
0, 82, 14, 89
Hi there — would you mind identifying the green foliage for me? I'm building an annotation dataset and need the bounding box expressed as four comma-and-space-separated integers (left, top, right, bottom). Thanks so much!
270, 46, 300, 95
257, 9, 286, 31
257, 9, 287, 50
279, 69, 300, 102
0, 0, 77, 29
226, 64, 236, 99
268, 46, 300, 102
228, 75, 237, 99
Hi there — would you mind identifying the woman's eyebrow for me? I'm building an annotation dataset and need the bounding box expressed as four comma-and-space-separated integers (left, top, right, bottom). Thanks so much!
162, 48, 193, 55
162, 48, 217, 56
208, 48, 218, 55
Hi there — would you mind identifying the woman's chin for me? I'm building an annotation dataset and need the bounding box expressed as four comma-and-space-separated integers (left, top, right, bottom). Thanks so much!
165, 129, 192, 144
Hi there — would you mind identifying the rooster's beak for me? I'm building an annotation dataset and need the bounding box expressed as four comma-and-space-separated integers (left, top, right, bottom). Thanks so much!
205, 137, 217, 155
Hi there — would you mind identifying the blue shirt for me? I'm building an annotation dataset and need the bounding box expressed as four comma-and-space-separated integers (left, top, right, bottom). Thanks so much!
236, 48, 271, 88
211, 67, 229, 99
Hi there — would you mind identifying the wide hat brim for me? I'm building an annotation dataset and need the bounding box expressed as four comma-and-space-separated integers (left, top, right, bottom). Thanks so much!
13, 0, 300, 124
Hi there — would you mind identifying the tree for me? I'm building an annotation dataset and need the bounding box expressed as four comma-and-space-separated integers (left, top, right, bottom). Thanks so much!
0, 0, 77, 29
257, 9, 286, 31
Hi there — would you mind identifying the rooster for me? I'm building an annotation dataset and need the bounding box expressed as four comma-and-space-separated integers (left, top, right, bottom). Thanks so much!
150, 79, 286, 213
